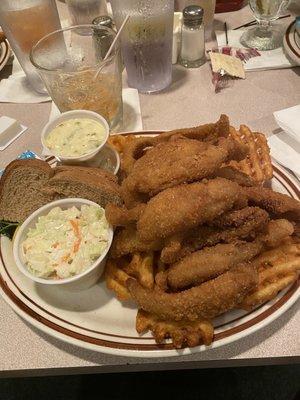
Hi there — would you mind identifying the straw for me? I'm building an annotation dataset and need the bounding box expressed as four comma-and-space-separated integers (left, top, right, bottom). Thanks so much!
94, 14, 130, 79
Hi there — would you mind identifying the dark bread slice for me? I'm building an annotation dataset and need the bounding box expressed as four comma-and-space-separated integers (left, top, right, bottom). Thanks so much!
54, 165, 118, 184
44, 169, 122, 208
0, 159, 55, 222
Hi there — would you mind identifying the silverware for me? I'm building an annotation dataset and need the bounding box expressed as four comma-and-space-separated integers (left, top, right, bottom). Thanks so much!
224, 22, 228, 45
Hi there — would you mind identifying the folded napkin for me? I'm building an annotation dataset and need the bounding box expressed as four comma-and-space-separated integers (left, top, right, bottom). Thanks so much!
268, 132, 300, 180
268, 105, 300, 180
215, 28, 296, 71
48, 87, 143, 133
0, 57, 51, 103
273, 105, 300, 143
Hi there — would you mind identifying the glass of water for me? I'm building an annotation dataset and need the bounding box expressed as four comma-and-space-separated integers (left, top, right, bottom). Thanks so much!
240, 0, 290, 50
111, 0, 174, 93
66, 0, 108, 25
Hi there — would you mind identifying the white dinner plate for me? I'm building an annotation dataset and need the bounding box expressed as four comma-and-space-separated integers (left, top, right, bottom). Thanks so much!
0, 39, 10, 73
283, 20, 300, 66
0, 134, 299, 358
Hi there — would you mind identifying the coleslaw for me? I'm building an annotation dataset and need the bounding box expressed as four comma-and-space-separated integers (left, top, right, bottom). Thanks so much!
21, 205, 109, 279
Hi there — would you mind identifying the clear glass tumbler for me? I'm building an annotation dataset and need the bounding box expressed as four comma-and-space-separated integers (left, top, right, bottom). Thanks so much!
111, 0, 174, 93
66, 0, 108, 25
240, 0, 290, 50
30, 25, 123, 131
0, 0, 61, 93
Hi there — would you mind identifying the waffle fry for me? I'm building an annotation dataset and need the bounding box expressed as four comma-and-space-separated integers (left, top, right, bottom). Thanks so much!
105, 252, 155, 301
240, 238, 300, 310
136, 309, 214, 348
228, 125, 273, 184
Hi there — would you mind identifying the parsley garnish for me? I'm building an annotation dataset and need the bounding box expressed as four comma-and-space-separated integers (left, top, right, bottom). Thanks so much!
0, 221, 19, 240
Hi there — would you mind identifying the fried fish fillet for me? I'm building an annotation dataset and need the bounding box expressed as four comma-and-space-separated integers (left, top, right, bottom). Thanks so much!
137, 178, 241, 244
160, 206, 269, 264
122, 137, 248, 199
127, 263, 258, 321
165, 219, 294, 290
121, 115, 230, 175
214, 166, 256, 187
243, 186, 300, 221
105, 203, 146, 227
110, 226, 161, 259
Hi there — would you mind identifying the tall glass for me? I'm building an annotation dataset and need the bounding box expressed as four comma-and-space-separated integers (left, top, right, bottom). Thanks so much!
240, 0, 290, 50
30, 25, 123, 130
0, 0, 61, 93
111, 0, 174, 93
66, 0, 108, 25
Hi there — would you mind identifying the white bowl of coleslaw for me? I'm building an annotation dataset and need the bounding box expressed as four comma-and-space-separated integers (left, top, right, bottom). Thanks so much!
13, 198, 113, 290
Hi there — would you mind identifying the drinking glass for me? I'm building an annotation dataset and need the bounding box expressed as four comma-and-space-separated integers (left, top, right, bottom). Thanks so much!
0, 0, 61, 93
111, 0, 174, 93
66, 0, 108, 25
240, 0, 290, 50
30, 25, 123, 130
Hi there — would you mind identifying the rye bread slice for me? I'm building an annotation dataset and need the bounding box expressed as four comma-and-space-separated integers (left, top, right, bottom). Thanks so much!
54, 165, 118, 184
0, 159, 55, 223
44, 168, 122, 208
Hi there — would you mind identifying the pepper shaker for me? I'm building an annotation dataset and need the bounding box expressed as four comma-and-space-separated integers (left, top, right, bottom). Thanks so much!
92, 15, 115, 59
179, 5, 206, 68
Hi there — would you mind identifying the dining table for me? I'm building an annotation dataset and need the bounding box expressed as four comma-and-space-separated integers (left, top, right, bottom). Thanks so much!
0, 1, 299, 378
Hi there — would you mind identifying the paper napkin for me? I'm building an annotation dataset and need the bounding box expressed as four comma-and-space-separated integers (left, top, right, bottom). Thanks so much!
268, 105, 300, 179
268, 132, 300, 179
273, 104, 300, 143
215, 28, 296, 71
0, 57, 51, 103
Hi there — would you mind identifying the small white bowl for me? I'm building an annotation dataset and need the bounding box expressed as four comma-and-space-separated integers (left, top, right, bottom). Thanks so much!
82, 143, 120, 175
13, 198, 113, 291
41, 110, 110, 164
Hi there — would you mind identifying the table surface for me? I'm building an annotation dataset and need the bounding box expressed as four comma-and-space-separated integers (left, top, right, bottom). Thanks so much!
0, 1, 300, 378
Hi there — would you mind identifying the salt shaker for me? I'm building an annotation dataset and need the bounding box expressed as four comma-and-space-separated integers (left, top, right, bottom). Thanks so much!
179, 5, 206, 68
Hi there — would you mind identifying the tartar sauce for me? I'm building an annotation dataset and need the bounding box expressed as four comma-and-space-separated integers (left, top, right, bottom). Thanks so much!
21, 205, 109, 279
45, 118, 106, 157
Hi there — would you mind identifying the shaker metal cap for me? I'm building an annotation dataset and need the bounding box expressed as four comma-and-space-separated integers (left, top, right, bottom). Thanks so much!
92, 15, 113, 28
183, 5, 204, 26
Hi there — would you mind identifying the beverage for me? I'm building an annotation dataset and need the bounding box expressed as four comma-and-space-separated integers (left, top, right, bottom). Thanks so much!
31, 25, 123, 130
121, 14, 173, 93
49, 69, 122, 128
66, 0, 107, 25
111, 0, 174, 93
241, 0, 288, 50
250, 0, 288, 21
0, 0, 61, 93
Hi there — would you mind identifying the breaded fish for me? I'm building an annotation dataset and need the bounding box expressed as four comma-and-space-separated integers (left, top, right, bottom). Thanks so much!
165, 219, 294, 290
160, 206, 269, 264
121, 114, 230, 175
122, 137, 248, 199
244, 186, 300, 221
127, 263, 258, 321
137, 178, 241, 244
